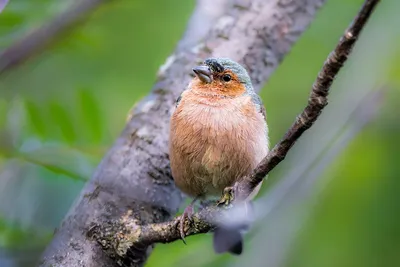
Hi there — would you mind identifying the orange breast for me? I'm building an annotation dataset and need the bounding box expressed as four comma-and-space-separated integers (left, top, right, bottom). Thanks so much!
169, 91, 269, 197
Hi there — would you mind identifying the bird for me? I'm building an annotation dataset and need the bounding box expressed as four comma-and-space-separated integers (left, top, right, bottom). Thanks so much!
169, 57, 269, 255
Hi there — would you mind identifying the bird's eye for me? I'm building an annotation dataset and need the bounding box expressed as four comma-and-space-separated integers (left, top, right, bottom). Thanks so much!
222, 74, 231, 82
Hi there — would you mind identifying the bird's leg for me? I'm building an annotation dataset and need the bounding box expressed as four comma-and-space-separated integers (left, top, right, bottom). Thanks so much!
179, 197, 198, 244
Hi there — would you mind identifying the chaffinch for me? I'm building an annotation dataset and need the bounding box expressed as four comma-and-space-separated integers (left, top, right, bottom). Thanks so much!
169, 58, 269, 254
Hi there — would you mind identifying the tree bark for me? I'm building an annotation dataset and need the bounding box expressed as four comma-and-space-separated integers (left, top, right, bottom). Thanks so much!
87, 0, 381, 258
38, 0, 326, 266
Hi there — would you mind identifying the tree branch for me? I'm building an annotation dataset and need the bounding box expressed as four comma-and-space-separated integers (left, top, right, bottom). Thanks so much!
0, 0, 8, 14
0, 0, 109, 74
237, 0, 381, 197
38, 0, 329, 266
87, 0, 381, 261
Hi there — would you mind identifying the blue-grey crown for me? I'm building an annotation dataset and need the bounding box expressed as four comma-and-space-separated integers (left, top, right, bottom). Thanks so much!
204, 58, 253, 91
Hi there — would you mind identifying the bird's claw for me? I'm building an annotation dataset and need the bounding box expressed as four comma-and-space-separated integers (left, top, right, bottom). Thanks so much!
217, 182, 239, 207
179, 205, 194, 244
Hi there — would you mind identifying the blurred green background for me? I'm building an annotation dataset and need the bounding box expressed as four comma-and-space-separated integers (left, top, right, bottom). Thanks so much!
0, 0, 399, 266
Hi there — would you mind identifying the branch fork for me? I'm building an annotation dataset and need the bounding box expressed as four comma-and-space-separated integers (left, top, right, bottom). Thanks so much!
88, 0, 381, 263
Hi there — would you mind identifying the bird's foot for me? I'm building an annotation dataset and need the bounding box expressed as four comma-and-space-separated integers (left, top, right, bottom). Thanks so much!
217, 182, 239, 207
179, 204, 194, 244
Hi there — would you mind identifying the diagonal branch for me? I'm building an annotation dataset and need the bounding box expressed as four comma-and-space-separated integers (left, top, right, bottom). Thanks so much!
88, 0, 381, 258
0, 0, 109, 74
0, 0, 8, 14
40, 0, 331, 266
233, 87, 386, 267
236, 0, 381, 197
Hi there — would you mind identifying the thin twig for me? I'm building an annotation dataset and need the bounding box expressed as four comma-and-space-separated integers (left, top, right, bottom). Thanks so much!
239, 87, 386, 267
0, 0, 108, 74
90, 0, 381, 253
236, 0, 381, 197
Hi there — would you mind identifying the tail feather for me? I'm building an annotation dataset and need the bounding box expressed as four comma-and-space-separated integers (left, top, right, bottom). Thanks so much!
212, 201, 255, 255
213, 227, 243, 255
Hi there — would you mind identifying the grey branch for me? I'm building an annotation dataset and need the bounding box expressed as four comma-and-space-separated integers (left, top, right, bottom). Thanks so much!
0, 0, 9, 14
0, 0, 108, 74
85, 0, 381, 264
38, 0, 333, 266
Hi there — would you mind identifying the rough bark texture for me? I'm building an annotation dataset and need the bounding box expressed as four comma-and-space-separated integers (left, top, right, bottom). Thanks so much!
86, 0, 381, 258
38, 0, 327, 266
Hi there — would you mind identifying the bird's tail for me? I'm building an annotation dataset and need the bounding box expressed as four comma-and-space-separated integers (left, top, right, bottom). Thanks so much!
212, 200, 255, 255
213, 226, 243, 255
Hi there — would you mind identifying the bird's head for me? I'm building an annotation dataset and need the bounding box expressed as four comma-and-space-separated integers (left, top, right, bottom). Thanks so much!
191, 58, 253, 97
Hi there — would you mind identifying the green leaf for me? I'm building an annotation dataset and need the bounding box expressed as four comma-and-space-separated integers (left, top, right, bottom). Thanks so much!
17, 143, 96, 181
24, 99, 47, 139
0, 217, 51, 249
48, 101, 77, 143
77, 88, 103, 144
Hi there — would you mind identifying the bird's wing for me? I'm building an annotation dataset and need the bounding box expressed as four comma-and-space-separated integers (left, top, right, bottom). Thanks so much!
175, 94, 182, 107
175, 90, 188, 107
250, 93, 267, 121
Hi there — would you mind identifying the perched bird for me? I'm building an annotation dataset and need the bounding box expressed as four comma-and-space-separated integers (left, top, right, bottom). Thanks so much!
169, 58, 269, 254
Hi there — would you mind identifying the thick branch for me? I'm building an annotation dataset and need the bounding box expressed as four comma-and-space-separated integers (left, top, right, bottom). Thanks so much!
0, 0, 108, 74
88, 0, 381, 255
38, 0, 328, 266
89, 206, 218, 252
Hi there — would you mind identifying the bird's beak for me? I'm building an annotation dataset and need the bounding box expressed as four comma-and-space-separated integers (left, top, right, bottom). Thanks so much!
192, 65, 213, 83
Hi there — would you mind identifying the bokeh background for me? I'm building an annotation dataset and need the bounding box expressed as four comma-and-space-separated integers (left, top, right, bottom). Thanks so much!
0, 0, 399, 266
